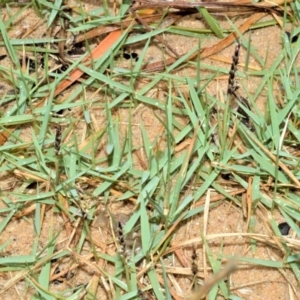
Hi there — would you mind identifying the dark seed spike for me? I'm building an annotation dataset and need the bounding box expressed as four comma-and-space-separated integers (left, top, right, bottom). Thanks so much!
191, 263, 198, 275
238, 96, 251, 111
237, 97, 250, 120
191, 248, 198, 275
117, 221, 125, 244
227, 42, 254, 130
236, 96, 253, 130
227, 41, 241, 95
55, 125, 62, 155
191, 248, 197, 260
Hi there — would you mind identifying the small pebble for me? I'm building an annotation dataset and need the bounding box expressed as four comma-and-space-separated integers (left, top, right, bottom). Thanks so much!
278, 222, 290, 235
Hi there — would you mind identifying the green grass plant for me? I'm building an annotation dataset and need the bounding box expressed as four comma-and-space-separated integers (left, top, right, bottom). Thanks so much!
0, 1, 299, 299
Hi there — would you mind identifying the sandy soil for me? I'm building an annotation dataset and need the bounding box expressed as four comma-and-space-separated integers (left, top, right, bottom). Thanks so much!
0, 0, 299, 299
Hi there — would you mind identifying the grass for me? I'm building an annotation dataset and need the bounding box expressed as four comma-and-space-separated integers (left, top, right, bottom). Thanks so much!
0, 0, 300, 299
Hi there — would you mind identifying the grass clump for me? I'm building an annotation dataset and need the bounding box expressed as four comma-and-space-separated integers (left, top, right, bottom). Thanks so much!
0, 0, 299, 299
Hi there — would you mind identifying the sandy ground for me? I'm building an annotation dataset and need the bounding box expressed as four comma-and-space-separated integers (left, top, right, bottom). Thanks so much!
0, 0, 299, 299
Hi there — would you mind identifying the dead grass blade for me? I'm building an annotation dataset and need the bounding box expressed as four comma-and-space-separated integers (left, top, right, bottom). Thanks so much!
74, 11, 169, 44
199, 13, 265, 58
52, 30, 122, 98
0, 30, 122, 146
142, 12, 266, 72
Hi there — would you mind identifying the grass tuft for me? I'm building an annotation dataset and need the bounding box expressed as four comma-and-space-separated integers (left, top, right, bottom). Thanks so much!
0, 0, 299, 299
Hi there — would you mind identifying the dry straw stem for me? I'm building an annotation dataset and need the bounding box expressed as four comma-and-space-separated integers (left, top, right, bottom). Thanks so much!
0, 0, 298, 298
156, 265, 205, 277
202, 189, 211, 280
245, 176, 253, 230
133, 0, 284, 14
165, 233, 300, 255
185, 257, 238, 300
50, 31, 123, 99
